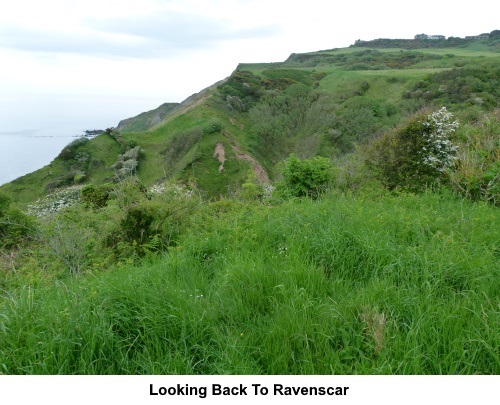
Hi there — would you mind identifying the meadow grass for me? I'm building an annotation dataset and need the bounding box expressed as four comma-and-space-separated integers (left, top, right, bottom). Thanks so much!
1, 191, 498, 374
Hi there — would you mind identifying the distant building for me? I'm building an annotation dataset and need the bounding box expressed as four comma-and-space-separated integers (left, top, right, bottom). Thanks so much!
414, 34, 445, 40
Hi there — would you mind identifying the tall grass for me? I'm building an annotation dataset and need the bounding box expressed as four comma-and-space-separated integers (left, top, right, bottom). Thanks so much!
1, 191, 498, 374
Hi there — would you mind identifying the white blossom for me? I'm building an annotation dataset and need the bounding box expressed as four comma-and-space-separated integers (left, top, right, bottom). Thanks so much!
420, 107, 459, 172
26, 186, 83, 217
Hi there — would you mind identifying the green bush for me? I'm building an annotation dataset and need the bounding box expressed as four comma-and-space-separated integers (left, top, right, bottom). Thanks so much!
81, 183, 114, 209
448, 111, 500, 205
218, 70, 264, 110
202, 118, 224, 135
0, 193, 34, 249
278, 154, 333, 198
105, 181, 200, 259
111, 146, 142, 179
36, 205, 98, 274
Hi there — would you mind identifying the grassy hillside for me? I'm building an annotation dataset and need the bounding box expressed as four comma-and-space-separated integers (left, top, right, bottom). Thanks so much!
116, 102, 180, 133
2, 34, 499, 204
1, 191, 498, 374
0, 33, 499, 375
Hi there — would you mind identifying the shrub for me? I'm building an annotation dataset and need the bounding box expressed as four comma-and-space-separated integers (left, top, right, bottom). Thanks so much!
203, 118, 224, 135
26, 186, 83, 218
239, 170, 267, 201
36, 206, 96, 274
105, 127, 122, 142
218, 70, 264, 110
225, 95, 245, 112
0, 193, 34, 249
106, 181, 200, 259
278, 154, 333, 198
366, 107, 459, 191
112, 146, 142, 179
73, 173, 86, 184
81, 183, 114, 209
448, 111, 500, 205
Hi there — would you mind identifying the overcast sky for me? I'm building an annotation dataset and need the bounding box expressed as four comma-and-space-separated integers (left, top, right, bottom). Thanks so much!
0, 0, 498, 103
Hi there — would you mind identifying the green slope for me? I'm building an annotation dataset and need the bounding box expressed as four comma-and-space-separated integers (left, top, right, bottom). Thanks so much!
2, 34, 499, 204
1, 32, 499, 376
116, 102, 180, 133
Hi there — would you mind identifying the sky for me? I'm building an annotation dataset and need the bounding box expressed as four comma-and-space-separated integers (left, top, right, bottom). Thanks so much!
1, 0, 498, 105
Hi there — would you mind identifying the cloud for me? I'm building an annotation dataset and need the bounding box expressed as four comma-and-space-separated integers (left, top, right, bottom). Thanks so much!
0, 24, 146, 58
0, 11, 279, 59
87, 11, 277, 42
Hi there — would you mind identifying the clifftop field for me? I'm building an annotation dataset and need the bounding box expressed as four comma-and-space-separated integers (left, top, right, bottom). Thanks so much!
0, 32, 499, 374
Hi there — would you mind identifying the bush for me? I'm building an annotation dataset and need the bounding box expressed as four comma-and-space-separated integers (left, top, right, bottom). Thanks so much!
278, 154, 333, 198
26, 186, 83, 217
0, 193, 34, 249
366, 107, 459, 191
448, 111, 500, 205
81, 183, 114, 209
203, 118, 224, 135
36, 206, 97, 274
106, 181, 200, 259
111, 146, 142, 179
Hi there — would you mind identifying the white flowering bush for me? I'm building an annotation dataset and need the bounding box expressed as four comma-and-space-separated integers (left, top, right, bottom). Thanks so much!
421, 107, 459, 172
26, 186, 83, 218
367, 107, 460, 191
148, 181, 195, 199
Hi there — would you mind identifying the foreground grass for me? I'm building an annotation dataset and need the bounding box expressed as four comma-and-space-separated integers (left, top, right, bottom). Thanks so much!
1, 191, 498, 374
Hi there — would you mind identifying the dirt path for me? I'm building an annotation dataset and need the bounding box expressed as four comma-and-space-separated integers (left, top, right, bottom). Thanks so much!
213, 142, 226, 172
212, 139, 270, 184
231, 144, 270, 184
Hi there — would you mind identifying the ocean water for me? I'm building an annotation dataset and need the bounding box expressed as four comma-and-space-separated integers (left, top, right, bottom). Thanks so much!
0, 130, 77, 186
0, 94, 166, 186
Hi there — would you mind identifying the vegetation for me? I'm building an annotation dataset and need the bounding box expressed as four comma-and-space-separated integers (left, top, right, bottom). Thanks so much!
0, 32, 499, 375
116, 102, 180, 133
352, 30, 500, 50
277, 154, 333, 198
366, 107, 459, 191
0, 191, 498, 374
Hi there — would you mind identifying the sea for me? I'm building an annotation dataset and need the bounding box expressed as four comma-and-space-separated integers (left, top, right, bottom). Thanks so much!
0, 94, 166, 186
